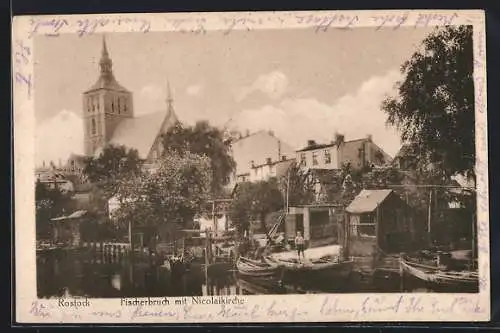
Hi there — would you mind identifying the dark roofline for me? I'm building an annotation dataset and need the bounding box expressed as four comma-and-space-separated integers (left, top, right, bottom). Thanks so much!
251, 157, 295, 169
231, 130, 267, 143
83, 86, 130, 94
296, 142, 336, 152
296, 137, 371, 152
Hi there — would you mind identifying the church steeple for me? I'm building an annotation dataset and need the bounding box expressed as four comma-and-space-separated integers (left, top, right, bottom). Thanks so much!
165, 79, 179, 124
166, 79, 173, 109
99, 35, 113, 77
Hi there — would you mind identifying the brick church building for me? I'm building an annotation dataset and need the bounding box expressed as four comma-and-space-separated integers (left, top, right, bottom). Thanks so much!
63, 36, 179, 179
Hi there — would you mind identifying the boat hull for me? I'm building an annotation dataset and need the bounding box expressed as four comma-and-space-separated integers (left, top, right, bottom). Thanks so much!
236, 257, 283, 280
400, 256, 479, 291
263, 256, 354, 290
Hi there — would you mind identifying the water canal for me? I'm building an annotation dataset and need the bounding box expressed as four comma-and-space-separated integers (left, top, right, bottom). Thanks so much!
36, 250, 476, 299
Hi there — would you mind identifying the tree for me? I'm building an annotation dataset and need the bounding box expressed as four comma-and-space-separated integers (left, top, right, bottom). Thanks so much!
162, 121, 236, 195
35, 180, 73, 238
382, 25, 475, 181
83, 144, 142, 196
278, 161, 315, 207
229, 179, 283, 236
113, 151, 212, 241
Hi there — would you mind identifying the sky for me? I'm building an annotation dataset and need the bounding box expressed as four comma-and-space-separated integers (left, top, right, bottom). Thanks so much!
34, 27, 434, 166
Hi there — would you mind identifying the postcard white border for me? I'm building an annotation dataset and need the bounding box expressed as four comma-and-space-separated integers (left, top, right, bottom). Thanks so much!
13, 9, 489, 323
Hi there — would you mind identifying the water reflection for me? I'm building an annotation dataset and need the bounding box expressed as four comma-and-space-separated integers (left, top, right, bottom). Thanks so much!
37, 251, 476, 298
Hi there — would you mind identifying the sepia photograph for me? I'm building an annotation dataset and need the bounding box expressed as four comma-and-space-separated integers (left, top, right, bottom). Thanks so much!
14, 10, 489, 323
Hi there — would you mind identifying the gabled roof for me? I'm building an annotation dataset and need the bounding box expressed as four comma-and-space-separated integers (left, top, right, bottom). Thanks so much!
346, 189, 393, 214
106, 108, 179, 159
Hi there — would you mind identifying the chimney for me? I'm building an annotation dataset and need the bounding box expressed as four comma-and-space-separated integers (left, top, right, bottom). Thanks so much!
250, 160, 255, 168
281, 155, 287, 161
268, 130, 274, 136
307, 140, 316, 147
266, 157, 272, 165
367, 134, 372, 142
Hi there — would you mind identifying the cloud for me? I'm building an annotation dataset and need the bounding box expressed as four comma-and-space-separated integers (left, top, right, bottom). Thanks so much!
186, 84, 204, 96
136, 84, 166, 115
230, 69, 403, 157
236, 70, 289, 101
35, 109, 84, 166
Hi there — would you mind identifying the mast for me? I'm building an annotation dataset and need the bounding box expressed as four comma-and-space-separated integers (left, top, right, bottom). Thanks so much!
427, 189, 432, 247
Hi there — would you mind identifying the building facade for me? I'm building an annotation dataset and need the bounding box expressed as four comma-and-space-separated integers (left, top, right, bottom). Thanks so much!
81, 36, 179, 163
229, 130, 296, 186
296, 133, 392, 171
248, 157, 295, 183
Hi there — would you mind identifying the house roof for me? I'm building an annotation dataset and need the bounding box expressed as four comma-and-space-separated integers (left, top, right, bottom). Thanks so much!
296, 142, 335, 152
345, 189, 393, 214
393, 143, 417, 160
51, 210, 87, 221
104, 108, 178, 159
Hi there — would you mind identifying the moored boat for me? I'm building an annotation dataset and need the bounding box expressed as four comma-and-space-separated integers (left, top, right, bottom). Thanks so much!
236, 256, 283, 280
263, 254, 354, 282
399, 253, 479, 291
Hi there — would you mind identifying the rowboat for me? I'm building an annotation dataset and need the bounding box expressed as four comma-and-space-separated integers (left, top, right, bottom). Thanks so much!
236, 256, 283, 279
399, 254, 479, 290
263, 254, 354, 285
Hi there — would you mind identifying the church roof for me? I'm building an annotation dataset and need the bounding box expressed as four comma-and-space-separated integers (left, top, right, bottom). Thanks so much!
107, 108, 179, 159
84, 76, 130, 94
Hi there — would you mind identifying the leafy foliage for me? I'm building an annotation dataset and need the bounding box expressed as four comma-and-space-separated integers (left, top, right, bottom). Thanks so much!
277, 161, 315, 206
112, 152, 212, 236
229, 179, 284, 236
382, 25, 475, 180
35, 180, 73, 238
161, 121, 236, 195
82, 144, 142, 196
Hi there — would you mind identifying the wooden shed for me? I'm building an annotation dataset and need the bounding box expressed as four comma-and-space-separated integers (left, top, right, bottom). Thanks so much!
344, 189, 414, 258
285, 204, 344, 248
50, 210, 88, 247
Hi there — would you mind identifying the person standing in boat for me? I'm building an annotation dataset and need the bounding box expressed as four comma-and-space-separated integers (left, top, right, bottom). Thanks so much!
295, 231, 306, 261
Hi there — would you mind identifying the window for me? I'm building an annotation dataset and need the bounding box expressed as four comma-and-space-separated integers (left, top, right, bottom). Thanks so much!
87, 99, 91, 113
117, 98, 121, 114
312, 152, 318, 166
124, 100, 127, 113
111, 101, 114, 113
324, 149, 331, 164
91, 118, 96, 135
300, 153, 306, 166
91, 97, 95, 112
350, 214, 376, 237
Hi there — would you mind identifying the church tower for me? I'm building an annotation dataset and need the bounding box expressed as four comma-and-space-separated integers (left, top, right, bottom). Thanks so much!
82, 36, 134, 156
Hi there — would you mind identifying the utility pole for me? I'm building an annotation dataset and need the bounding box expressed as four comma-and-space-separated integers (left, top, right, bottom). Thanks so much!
212, 200, 217, 236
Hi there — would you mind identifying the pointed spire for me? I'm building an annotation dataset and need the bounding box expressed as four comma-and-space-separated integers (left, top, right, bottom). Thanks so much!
165, 79, 179, 123
166, 79, 173, 105
101, 35, 109, 58
99, 35, 113, 77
